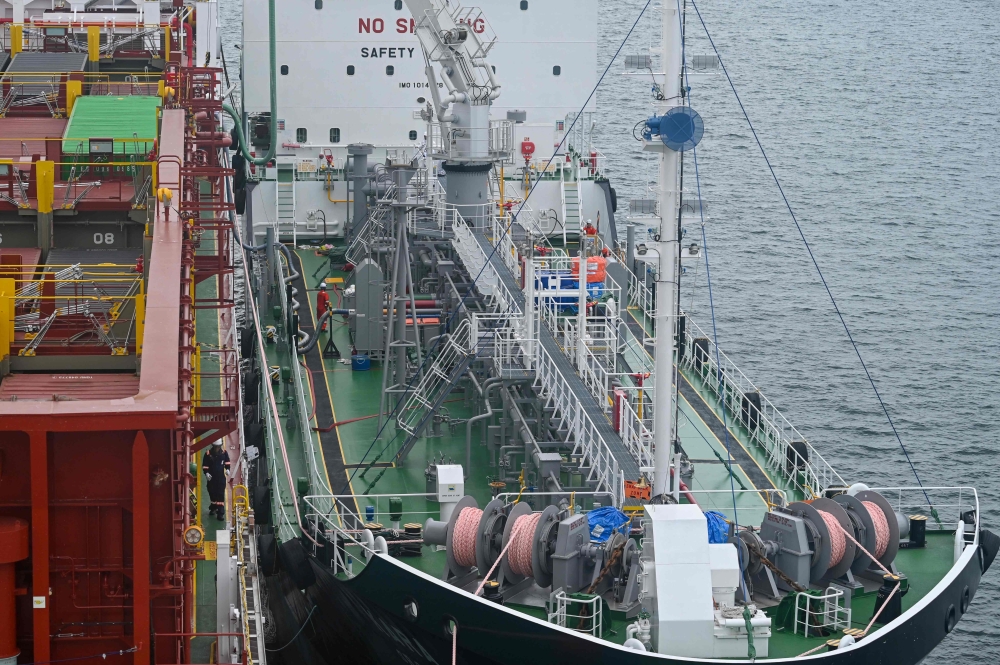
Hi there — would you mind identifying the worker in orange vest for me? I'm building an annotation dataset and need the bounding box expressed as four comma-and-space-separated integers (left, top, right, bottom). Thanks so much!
317, 283, 330, 331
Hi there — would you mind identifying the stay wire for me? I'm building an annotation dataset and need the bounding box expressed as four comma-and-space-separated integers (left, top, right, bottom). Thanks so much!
338, 0, 654, 495
676, 0, 747, 602
688, 0, 932, 508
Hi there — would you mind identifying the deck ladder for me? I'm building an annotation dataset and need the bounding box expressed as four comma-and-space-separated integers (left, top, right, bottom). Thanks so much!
345, 184, 397, 266
393, 319, 474, 463
560, 177, 582, 243
276, 163, 296, 238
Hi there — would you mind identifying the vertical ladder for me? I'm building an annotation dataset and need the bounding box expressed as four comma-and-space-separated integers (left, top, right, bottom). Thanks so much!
276, 163, 296, 240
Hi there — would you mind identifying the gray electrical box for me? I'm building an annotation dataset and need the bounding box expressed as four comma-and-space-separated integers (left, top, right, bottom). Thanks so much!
550, 513, 591, 593
759, 510, 813, 591
351, 258, 384, 357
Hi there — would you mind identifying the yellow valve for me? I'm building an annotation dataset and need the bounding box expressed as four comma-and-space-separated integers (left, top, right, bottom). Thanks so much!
156, 187, 172, 203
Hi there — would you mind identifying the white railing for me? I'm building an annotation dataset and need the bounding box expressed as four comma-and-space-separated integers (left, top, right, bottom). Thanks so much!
681, 317, 845, 497
627, 263, 656, 336
872, 486, 979, 533
794, 587, 851, 638
534, 342, 625, 505
428, 119, 513, 162
471, 311, 535, 376
548, 590, 603, 638
617, 398, 655, 471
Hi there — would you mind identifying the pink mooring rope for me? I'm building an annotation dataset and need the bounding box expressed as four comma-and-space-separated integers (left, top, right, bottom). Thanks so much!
818, 510, 846, 568
453, 507, 483, 568
863, 500, 891, 559
508, 512, 542, 577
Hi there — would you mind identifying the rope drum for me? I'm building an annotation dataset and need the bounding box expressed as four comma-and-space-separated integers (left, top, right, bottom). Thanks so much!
453, 507, 483, 568
863, 500, 891, 559
508, 512, 542, 577
817, 510, 846, 568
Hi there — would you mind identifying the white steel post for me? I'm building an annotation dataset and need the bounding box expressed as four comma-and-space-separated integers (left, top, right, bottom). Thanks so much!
577, 245, 588, 370
525, 255, 535, 370
651, 0, 683, 497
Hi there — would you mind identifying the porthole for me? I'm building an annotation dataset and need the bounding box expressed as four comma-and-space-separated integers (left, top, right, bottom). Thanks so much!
945, 604, 957, 633
347, 65, 355, 76
296, 128, 307, 143
442, 615, 457, 637
330, 128, 341, 143
552, 65, 561, 76
386, 65, 395, 76
961, 586, 971, 614
409, 130, 418, 141
395, 0, 403, 9
417, 96, 426, 104
520, 1, 528, 9
403, 598, 418, 621
280, 65, 289, 75
314, 0, 322, 8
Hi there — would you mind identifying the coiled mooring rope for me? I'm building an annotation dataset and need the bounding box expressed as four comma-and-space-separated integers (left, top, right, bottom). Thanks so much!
863, 501, 891, 559
818, 510, 846, 568
509, 512, 542, 577
453, 507, 483, 568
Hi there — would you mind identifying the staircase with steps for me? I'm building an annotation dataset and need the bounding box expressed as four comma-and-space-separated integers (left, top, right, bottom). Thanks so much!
346, 184, 397, 266
393, 319, 475, 463
560, 178, 582, 243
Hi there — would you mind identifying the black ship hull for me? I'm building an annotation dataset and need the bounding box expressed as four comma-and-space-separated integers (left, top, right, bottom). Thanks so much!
266, 537, 987, 665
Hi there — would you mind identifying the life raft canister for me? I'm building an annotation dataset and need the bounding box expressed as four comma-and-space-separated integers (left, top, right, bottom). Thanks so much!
570, 256, 607, 284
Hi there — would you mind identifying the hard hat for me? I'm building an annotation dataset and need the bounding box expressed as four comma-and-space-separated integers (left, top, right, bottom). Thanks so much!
212, 440, 223, 447
319, 283, 327, 290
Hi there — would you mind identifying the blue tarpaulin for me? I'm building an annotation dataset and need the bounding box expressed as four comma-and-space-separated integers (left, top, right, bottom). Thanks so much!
705, 511, 730, 543
588, 506, 630, 542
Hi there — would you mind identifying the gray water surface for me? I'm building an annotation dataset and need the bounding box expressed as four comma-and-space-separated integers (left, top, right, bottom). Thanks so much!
224, 0, 998, 659
596, 1, 998, 660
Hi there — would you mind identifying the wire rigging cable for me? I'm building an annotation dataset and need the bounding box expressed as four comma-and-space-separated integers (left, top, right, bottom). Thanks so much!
688, 0, 931, 507
339, 0, 655, 494
677, 0, 748, 600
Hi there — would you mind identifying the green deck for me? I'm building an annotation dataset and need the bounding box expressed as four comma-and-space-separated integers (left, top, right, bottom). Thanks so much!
255, 247, 958, 659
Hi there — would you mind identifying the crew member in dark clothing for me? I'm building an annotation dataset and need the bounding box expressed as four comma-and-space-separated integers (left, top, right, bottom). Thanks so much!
202, 443, 231, 521
317, 283, 330, 331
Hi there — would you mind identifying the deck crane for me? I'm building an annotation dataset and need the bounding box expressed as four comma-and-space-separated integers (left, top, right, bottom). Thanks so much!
403, 0, 502, 219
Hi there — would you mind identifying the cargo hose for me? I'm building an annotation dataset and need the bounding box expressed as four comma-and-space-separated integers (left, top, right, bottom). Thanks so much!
223, 0, 276, 166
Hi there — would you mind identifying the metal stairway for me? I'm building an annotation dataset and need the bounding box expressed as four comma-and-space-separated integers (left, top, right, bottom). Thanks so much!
346, 184, 397, 266
393, 319, 474, 463
561, 179, 582, 242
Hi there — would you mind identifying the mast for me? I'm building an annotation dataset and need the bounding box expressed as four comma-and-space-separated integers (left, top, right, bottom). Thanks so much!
651, 1, 683, 497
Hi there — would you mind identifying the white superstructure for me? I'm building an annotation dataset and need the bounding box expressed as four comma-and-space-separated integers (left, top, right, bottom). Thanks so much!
241, 0, 611, 241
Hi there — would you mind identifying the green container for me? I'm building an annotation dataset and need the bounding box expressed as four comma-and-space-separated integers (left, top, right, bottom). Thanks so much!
389, 496, 403, 523
61, 96, 162, 179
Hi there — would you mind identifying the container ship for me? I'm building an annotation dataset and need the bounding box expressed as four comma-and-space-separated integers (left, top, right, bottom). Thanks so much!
0, 0, 994, 664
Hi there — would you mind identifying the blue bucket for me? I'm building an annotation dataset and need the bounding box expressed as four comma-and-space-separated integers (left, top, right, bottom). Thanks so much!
351, 354, 371, 371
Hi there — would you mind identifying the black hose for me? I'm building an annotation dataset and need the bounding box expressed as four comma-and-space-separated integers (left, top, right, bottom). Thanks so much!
296, 310, 332, 354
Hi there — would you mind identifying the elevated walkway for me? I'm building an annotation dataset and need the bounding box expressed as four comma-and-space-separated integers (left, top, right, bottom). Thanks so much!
468, 228, 640, 483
